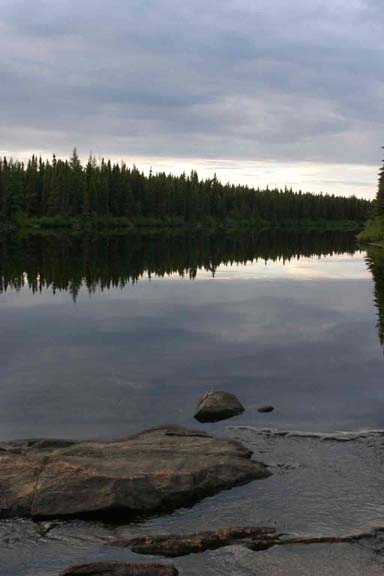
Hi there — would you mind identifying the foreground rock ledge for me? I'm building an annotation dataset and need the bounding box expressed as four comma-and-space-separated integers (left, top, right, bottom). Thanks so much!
61, 562, 178, 576
0, 425, 269, 519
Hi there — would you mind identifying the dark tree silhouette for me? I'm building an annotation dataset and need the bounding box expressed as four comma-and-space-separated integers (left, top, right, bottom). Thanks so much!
0, 150, 370, 226
375, 149, 384, 216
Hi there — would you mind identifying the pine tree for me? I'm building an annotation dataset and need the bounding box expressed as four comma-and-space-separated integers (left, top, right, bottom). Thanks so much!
69, 148, 84, 216
376, 149, 384, 217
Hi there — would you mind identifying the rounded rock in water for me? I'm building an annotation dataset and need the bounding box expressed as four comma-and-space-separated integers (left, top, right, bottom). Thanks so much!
194, 390, 245, 422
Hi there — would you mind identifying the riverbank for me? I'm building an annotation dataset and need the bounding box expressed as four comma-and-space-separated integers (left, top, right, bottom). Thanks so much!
357, 216, 384, 243
1, 236, 384, 575
0, 216, 365, 237
3, 427, 384, 576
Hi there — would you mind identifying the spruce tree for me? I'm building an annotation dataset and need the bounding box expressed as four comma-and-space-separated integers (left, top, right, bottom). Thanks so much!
376, 149, 384, 217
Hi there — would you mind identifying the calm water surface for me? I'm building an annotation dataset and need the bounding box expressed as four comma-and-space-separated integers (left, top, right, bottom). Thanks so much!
1, 230, 384, 575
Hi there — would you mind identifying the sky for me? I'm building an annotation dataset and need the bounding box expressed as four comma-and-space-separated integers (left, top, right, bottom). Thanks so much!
0, 0, 383, 197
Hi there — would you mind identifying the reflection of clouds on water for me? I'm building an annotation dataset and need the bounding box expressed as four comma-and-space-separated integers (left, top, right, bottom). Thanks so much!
1, 242, 384, 576
0, 254, 383, 441
0, 230, 359, 298
0, 288, 71, 307
283, 253, 370, 280
193, 252, 370, 281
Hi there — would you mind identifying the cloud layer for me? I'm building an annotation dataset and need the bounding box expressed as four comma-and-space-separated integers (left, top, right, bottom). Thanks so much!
0, 0, 383, 191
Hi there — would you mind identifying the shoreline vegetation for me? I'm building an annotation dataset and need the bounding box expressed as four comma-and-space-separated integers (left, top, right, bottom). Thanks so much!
0, 149, 370, 234
358, 216, 384, 243
0, 216, 365, 235
358, 151, 384, 243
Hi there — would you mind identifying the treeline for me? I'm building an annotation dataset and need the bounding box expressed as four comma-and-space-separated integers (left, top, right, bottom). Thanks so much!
0, 229, 357, 298
0, 150, 370, 227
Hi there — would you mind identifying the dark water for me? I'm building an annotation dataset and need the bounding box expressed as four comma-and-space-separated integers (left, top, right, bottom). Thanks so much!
1, 229, 384, 575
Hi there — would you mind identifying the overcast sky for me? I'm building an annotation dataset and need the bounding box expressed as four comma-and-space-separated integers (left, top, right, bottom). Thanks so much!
1, 0, 383, 197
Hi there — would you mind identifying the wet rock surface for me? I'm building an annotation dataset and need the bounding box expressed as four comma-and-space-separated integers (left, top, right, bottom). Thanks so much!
111, 525, 384, 558
194, 390, 245, 422
61, 562, 178, 575
0, 425, 269, 520
112, 526, 281, 557
5, 428, 384, 576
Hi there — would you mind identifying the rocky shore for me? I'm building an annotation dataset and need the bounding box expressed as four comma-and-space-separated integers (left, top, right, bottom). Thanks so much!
112, 526, 281, 556
0, 425, 269, 520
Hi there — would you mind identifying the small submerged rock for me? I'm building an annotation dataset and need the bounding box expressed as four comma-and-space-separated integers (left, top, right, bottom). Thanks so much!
194, 390, 245, 422
112, 526, 280, 557
61, 562, 178, 575
34, 520, 59, 537
257, 405, 274, 413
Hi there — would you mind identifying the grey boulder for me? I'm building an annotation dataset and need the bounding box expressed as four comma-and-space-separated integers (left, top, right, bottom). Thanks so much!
194, 390, 245, 422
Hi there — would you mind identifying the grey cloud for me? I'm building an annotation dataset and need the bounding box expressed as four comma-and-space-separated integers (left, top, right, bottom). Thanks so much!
0, 0, 383, 167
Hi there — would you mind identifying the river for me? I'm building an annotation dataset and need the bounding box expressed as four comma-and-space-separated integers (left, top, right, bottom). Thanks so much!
0, 229, 383, 575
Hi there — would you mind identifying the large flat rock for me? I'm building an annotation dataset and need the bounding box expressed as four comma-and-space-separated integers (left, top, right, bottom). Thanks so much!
0, 426, 270, 520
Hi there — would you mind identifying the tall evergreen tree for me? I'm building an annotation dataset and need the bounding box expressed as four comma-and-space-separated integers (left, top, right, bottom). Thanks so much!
376, 149, 384, 217
69, 148, 84, 215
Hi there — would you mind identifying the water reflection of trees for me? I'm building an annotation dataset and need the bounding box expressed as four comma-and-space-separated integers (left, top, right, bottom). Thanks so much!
366, 247, 384, 346
0, 229, 358, 300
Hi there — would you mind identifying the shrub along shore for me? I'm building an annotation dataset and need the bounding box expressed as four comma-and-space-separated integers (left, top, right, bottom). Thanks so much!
358, 151, 384, 243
